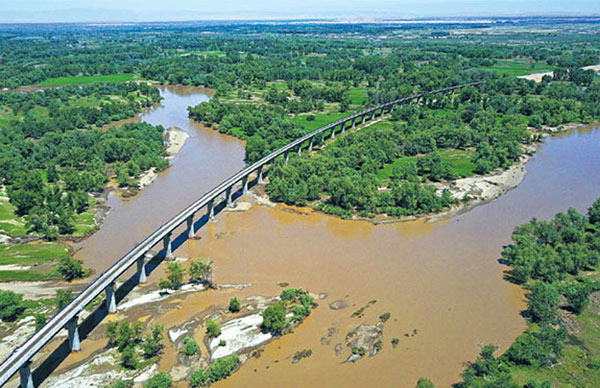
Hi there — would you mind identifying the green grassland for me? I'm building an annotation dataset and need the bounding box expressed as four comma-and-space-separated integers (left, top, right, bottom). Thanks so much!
480, 60, 553, 77
510, 291, 600, 387
376, 148, 476, 183
0, 242, 69, 282
349, 87, 368, 105
34, 73, 138, 86
293, 111, 352, 133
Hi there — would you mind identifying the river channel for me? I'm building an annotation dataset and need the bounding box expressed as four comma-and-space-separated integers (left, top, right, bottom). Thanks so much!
73, 85, 600, 387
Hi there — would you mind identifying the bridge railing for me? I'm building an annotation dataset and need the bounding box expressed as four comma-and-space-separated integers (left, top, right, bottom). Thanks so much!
0, 81, 479, 387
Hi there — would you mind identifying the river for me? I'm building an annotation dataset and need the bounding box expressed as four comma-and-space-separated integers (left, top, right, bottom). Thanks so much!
74, 85, 245, 273
72, 86, 600, 387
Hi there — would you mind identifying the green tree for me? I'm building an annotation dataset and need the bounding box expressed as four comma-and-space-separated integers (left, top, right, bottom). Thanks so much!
183, 337, 200, 356
228, 297, 241, 313
564, 281, 593, 314
188, 259, 213, 285
144, 372, 172, 388
120, 345, 137, 369
415, 377, 435, 388
55, 289, 74, 310
527, 282, 560, 323
56, 256, 86, 282
0, 290, 24, 322
262, 301, 287, 335
206, 319, 221, 338
159, 262, 185, 290
34, 313, 47, 330
105, 320, 119, 347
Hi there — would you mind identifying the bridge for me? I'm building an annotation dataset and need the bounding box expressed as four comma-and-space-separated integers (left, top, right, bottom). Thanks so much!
0, 81, 479, 388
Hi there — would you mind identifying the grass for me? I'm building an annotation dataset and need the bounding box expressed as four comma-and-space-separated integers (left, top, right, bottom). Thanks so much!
510, 305, 600, 387
0, 241, 69, 281
0, 196, 28, 236
479, 60, 553, 77
349, 87, 368, 105
292, 112, 351, 133
376, 149, 476, 183
34, 73, 137, 87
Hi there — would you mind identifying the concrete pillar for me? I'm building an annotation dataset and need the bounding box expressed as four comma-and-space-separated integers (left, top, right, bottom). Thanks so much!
106, 282, 117, 314
371, 111, 376, 120
66, 316, 81, 352
284, 150, 289, 164
362, 115, 366, 124
381, 108, 385, 117
137, 256, 147, 285
226, 187, 234, 208
308, 138, 313, 151
242, 176, 249, 195
163, 233, 173, 260
330, 127, 335, 139
297, 144, 302, 155
352, 118, 356, 128
390, 105, 395, 113
205, 200, 214, 222
186, 215, 195, 239
257, 167, 265, 184
341, 122, 345, 134
20, 361, 34, 388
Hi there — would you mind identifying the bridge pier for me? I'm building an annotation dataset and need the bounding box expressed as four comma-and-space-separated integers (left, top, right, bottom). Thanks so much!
163, 233, 174, 260
362, 115, 366, 124
381, 108, 385, 117
297, 144, 302, 155
257, 167, 265, 184
137, 256, 147, 284
352, 118, 356, 128
390, 105, 395, 113
186, 215, 196, 239
284, 150, 289, 164
19, 361, 34, 388
371, 111, 376, 120
225, 187, 234, 208
330, 127, 335, 139
106, 282, 117, 314
308, 138, 313, 151
341, 122, 345, 134
66, 316, 81, 352
242, 176, 249, 195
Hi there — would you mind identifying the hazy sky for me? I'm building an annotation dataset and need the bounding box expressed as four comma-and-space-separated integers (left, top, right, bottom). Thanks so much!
1, 0, 599, 23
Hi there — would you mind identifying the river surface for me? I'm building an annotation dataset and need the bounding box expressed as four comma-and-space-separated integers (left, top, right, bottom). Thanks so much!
73, 86, 600, 388
74, 85, 245, 272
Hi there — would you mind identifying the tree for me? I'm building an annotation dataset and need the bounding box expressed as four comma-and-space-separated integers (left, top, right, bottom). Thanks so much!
143, 372, 172, 388
55, 289, 74, 310
117, 322, 134, 351
188, 259, 214, 285
262, 301, 287, 335
106, 320, 119, 347
0, 290, 24, 322
564, 281, 593, 314
159, 262, 185, 290
120, 345, 137, 369
415, 377, 435, 388
57, 256, 86, 282
527, 282, 560, 323
143, 323, 165, 358
34, 313, 47, 330
228, 297, 241, 313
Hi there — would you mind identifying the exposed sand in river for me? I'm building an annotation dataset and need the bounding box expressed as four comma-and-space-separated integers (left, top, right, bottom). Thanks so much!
518, 64, 600, 82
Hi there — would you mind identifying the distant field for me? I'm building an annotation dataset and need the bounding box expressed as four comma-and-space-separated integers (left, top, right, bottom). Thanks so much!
377, 149, 476, 183
349, 87, 368, 105
480, 61, 553, 77
0, 242, 68, 282
35, 73, 137, 86
293, 111, 350, 133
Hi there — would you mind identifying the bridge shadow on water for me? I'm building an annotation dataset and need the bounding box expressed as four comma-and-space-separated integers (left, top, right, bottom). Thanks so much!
30, 176, 260, 385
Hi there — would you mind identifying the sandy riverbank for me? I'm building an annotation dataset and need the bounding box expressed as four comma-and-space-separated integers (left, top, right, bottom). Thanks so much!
518, 64, 600, 82
137, 126, 190, 190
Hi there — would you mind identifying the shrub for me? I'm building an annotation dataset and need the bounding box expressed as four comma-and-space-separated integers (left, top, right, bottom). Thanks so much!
0, 290, 23, 322
206, 319, 221, 338
228, 297, 241, 313
219, 339, 226, 347
280, 288, 301, 301
183, 337, 200, 356
55, 289, 74, 310
415, 377, 436, 388
564, 281, 593, 314
190, 355, 240, 386
143, 371, 172, 388
526, 282, 560, 323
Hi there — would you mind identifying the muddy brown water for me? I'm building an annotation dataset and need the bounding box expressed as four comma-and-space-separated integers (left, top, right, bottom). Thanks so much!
72, 86, 600, 388
73, 85, 245, 273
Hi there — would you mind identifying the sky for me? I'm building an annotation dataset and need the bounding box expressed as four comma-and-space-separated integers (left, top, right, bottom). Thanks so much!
1, 0, 599, 23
